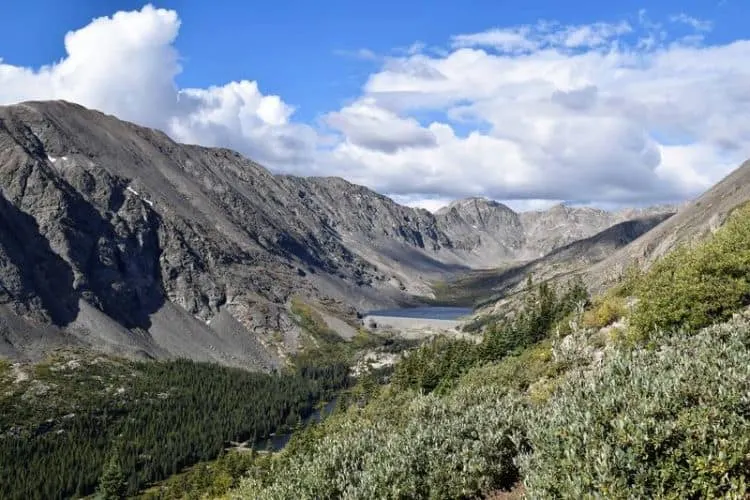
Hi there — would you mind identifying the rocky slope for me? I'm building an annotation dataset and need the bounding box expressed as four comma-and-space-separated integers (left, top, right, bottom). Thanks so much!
0, 100, 674, 368
432, 213, 675, 306
585, 158, 750, 293
436, 198, 678, 263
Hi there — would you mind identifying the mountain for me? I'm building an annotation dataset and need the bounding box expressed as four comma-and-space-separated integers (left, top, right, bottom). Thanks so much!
469, 157, 750, 318
585, 159, 750, 293
0, 100, 672, 368
431, 212, 675, 306
435, 197, 676, 264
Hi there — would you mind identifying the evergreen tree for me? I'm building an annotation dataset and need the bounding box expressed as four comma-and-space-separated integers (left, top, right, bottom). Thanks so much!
98, 446, 126, 499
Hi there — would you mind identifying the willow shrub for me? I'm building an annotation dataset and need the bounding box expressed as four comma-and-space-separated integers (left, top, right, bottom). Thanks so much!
630, 202, 750, 337
231, 385, 527, 500
521, 316, 750, 499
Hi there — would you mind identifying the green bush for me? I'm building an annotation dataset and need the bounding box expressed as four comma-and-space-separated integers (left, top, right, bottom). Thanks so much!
480, 276, 589, 360
226, 296, 750, 499
391, 336, 478, 394
455, 340, 559, 395
139, 450, 258, 499
232, 385, 527, 499
389, 277, 589, 395
520, 316, 750, 499
631, 203, 750, 337
582, 294, 627, 329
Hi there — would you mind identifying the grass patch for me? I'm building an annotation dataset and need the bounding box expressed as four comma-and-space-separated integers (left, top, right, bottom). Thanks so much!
582, 294, 627, 329
290, 297, 343, 346
0, 358, 11, 379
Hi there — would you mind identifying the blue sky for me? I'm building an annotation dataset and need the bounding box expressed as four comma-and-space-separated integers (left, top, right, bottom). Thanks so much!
0, 1, 748, 210
1, 0, 740, 122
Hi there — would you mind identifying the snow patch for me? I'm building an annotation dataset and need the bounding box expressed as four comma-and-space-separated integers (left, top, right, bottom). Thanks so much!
126, 185, 155, 208
47, 155, 57, 163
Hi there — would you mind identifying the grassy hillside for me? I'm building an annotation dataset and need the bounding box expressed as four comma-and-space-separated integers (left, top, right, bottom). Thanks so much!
218, 202, 750, 499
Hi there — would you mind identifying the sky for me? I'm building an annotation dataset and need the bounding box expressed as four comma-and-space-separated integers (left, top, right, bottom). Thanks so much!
1, 1, 748, 212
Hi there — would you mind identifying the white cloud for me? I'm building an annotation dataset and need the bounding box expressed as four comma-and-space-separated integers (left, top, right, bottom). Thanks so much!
344, 16, 750, 205
170, 81, 317, 166
0, 6, 748, 208
451, 20, 632, 53
333, 48, 379, 61
0, 5, 182, 127
389, 194, 453, 213
670, 13, 713, 32
452, 26, 538, 53
0, 4, 316, 169
324, 97, 437, 152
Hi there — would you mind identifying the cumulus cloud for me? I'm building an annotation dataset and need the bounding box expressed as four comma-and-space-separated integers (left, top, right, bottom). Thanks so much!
0, 5, 182, 127
1, 5, 749, 208
324, 97, 437, 152
345, 16, 750, 205
0, 4, 317, 170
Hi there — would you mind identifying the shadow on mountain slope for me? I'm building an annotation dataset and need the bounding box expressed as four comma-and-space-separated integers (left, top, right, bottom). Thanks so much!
434, 213, 674, 307
0, 193, 78, 325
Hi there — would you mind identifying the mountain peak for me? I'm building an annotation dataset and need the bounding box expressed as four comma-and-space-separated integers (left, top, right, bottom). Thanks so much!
438, 196, 515, 215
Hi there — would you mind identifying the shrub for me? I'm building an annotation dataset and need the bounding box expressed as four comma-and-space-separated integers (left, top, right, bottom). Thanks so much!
0, 359, 10, 381
456, 341, 559, 395
520, 316, 750, 499
481, 277, 589, 361
582, 295, 627, 329
232, 386, 527, 499
630, 202, 750, 337
391, 336, 478, 394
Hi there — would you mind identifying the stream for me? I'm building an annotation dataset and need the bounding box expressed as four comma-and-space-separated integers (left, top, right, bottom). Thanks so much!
254, 398, 339, 452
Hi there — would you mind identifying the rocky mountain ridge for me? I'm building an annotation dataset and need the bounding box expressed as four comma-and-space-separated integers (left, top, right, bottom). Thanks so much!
0, 100, 675, 368
436, 197, 678, 264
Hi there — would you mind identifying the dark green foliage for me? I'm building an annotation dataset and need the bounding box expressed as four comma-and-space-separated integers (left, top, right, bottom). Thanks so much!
99, 444, 127, 499
482, 275, 588, 360
0, 356, 349, 500
391, 337, 478, 394
392, 277, 589, 394
138, 450, 258, 499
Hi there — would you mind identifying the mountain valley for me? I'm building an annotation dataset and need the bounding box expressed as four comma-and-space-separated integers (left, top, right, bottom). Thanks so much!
0, 100, 674, 369
3, 100, 750, 499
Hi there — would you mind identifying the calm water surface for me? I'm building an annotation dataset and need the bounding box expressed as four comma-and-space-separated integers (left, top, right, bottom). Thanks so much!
365, 306, 473, 320
256, 398, 338, 451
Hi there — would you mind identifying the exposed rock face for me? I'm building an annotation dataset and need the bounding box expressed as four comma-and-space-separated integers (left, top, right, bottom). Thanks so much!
0, 100, 675, 368
436, 198, 677, 263
436, 198, 524, 262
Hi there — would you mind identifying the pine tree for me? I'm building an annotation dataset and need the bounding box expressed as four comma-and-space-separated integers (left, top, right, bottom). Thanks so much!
98, 446, 127, 500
